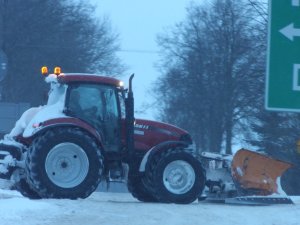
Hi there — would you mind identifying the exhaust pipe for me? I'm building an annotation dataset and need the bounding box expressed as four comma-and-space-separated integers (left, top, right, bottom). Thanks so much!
126, 74, 135, 159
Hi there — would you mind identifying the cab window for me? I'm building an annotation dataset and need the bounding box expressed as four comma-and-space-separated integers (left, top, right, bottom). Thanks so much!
66, 83, 120, 152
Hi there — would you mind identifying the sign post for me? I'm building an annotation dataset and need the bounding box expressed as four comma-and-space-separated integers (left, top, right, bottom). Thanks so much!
266, 0, 300, 111
0, 50, 7, 82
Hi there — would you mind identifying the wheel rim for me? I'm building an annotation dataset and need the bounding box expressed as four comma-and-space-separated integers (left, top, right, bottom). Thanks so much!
163, 160, 196, 194
45, 143, 89, 188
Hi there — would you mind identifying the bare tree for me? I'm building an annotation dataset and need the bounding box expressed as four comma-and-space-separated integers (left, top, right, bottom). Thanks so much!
0, 0, 123, 105
155, 0, 266, 154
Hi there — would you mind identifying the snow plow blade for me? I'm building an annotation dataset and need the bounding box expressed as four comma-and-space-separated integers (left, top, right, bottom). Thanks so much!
230, 149, 293, 204
225, 196, 293, 205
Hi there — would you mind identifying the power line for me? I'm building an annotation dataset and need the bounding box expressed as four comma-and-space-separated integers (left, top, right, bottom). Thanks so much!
118, 49, 159, 54
14, 44, 160, 55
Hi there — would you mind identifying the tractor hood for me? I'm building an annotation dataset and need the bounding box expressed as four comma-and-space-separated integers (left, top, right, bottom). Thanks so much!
133, 119, 192, 151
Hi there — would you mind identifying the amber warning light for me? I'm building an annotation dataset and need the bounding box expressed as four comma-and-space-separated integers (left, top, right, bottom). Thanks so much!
41, 66, 48, 75
54, 67, 61, 75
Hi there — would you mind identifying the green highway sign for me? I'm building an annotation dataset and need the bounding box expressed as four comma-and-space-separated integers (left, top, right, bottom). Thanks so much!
266, 0, 300, 111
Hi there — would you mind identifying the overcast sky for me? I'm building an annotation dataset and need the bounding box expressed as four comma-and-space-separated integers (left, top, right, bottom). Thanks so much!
88, 0, 200, 120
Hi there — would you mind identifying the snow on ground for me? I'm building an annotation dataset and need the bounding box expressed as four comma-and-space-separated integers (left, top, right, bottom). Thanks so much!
0, 189, 300, 225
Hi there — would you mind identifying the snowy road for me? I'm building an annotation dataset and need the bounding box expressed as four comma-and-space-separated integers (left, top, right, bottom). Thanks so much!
0, 189, 300, 225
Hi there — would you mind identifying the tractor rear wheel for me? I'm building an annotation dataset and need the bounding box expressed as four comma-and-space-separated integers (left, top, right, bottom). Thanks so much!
26, 127, 103, 199
143, 148, 205, 204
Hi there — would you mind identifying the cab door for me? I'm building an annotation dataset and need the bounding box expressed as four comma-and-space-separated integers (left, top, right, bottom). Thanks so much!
99, 87, 121, 152
67, 84, 121, 152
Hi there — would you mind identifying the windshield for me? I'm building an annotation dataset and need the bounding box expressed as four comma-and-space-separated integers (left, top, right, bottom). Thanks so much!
67, 84, 119, 122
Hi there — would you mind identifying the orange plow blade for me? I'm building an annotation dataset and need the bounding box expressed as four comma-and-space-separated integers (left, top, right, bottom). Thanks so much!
231, 149, 292, 196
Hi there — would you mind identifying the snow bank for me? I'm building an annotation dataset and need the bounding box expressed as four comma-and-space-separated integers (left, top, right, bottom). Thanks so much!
0, 189, 299, 225
0, 192, 62, 225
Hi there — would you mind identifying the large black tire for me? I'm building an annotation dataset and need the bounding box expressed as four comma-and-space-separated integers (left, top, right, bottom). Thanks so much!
143, 148, 205, 204
14, 178, 41, 199
127, 174, 157, 202
26, 127, 103, 199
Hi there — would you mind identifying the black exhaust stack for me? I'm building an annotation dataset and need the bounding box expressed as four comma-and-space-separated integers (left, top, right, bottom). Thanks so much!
126, 74, 135, 159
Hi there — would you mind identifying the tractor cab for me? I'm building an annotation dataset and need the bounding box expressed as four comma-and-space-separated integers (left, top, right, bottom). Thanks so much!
64, 80, 122, 153
40, 67, 129, 155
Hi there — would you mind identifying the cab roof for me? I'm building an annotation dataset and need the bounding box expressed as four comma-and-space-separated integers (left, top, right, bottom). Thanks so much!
57, 73, 122, 87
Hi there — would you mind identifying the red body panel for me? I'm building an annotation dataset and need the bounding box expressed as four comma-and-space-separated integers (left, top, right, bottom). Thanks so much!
23, 117, 187, 154
133, 119, 188, 152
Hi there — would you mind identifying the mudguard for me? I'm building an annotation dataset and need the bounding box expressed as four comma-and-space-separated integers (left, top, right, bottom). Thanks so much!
231, 149, 292, 195
30, 118, 103, 144
139, 141, 191, 172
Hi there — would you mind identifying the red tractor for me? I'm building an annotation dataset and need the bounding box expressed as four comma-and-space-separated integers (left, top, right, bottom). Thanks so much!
0, 67, 205, 204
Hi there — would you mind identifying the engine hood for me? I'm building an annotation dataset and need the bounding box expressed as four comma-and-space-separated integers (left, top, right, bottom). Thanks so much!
133, 119, 191, 151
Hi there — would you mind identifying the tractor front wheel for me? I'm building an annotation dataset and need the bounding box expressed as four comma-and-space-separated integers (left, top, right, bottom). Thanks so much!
143, 148, 205, 204
127, 174, 157, 202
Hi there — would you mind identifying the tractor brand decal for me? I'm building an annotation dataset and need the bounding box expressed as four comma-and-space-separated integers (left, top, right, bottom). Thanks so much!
134, 124, 147, 135
134, 123, 179, 137
134, 124, 149, 130
134, 129, 145, 135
